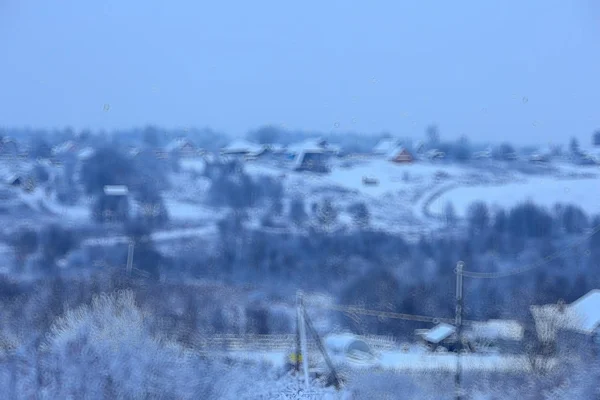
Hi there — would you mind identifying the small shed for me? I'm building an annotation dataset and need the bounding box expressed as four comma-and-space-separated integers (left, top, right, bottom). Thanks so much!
417, 323, 458, 351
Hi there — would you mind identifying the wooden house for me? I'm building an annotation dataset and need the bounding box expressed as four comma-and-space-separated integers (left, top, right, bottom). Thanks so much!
387, 147, 414, 164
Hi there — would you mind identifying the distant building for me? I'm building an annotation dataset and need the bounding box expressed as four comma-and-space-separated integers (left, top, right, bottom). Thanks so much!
77, 147, 96, 161
387, 147, 414, 164
531, 290, 600, 361
293, 149, 330, 173
0, 137, 19, 158
576, 148, 600, 165
473, 147, 492, 160
51, 140, 78, 157
286, 138, 340, 158
372, 138, 399, 155
424, 149, 445, 161
220, 139, 266, 159
166, 138, 198, 158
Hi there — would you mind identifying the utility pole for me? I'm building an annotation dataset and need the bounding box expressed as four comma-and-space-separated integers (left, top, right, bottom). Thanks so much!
297, 291, 310, 389
455, 261, 464, 400
126, 241, 135, 276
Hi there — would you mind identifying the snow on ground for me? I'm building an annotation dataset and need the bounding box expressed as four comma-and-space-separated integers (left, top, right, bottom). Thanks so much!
324, 160, 471, 198
374, 351, 538, 372
211, 348, 545, 373
164, 199, 220, 221
82, 225, 217, 247
429, 175, 600, 216
179, 158, 206, 173
18, 188, 90, 221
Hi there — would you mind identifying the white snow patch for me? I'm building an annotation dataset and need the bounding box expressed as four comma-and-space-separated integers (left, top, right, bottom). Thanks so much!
430, 176, 600, 216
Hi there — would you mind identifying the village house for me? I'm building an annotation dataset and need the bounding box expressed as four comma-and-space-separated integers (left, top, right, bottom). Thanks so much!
285, 138, 337, 173
387, 146, 414, 164
0, 137, 19, 158
166, 137, 198, 158
220, 139, 266, 159
528, 150, 552, 163
531, 290, 600, 361
372, 138, 399, 156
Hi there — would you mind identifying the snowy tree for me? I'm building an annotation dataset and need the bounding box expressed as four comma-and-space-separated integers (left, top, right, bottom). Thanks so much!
348, 202, 370, 228
289, 197, 308, 227
467, 202, 489, 234
444, 202, 457, 227
41, 290, 209, 399
316, 198, 338, 231
11, 228, 38, 269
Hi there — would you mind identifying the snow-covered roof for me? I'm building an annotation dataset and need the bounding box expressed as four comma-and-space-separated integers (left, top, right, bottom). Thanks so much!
531, 291, 600, 340
221, 139, 265, 155
52, 140, 77, 156
103, 185, 129, 196
569, 290, 600, 334
422, 323, 456, 344
465, 320, 524, 341
287, 139, 329, 154
77, 147, 96, 160
373, 138, 398, 154
166, 138, 195, 152
1, 172, 22, 185
292, 149, 329, 170
386, 146, 411, 160
265, 143, 287, 153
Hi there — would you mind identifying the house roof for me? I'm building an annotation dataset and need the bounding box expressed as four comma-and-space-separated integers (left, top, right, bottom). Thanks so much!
286, 139, 329, 155
166, 138, 195, 152
421, 323, 456, 344
292, 149, 328, 169
387, 146, 411, 160
77, 147, 96, 160
103, 185, 129, 196
265, 143, 287, 153
531, 290, 600, 339
52, 140, 77, 156
373, 138, 398, 154
569, 290, 600, 334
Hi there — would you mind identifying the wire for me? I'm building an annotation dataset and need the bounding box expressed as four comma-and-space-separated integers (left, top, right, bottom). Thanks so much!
459, 223, 600, 279
306, 301, 459, 325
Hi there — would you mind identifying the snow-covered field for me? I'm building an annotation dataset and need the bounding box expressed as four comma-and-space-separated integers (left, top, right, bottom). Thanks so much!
430, 175, 600, 217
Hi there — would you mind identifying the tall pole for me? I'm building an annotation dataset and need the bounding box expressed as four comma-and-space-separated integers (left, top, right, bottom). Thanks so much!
297, 291, 310, 389
126, 241, 135, 276
455, 261, 464, 400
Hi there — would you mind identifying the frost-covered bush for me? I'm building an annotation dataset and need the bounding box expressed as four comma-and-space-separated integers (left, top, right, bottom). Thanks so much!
41, 290, 211, 399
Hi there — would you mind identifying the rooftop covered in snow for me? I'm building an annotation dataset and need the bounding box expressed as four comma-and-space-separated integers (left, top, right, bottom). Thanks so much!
421, 323, 456, 344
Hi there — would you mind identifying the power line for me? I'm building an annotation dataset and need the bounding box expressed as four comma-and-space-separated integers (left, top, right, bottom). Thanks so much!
305, 301, 481, 326
460, 223, 600, 279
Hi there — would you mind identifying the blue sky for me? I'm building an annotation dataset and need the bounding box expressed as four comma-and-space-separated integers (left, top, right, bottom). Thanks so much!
1, 1, 599, 145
